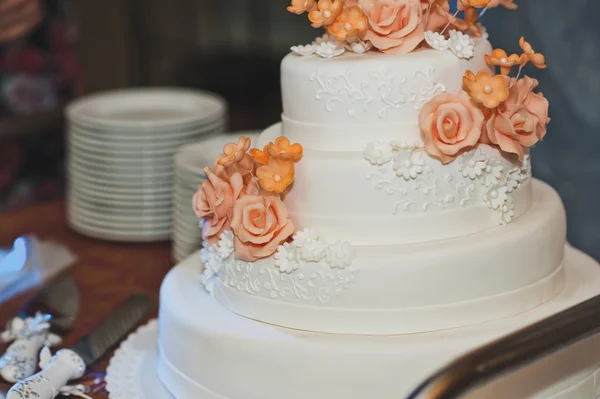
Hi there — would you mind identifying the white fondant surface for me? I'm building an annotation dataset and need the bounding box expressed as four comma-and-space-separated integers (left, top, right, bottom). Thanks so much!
158, 245, 600, 399
258, 123, 533, 246
281, 40, 492, 150
212, 179, 565, 334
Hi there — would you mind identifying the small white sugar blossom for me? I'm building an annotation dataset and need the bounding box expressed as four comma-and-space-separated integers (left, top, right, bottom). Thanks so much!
200, 243, 222, 293
293, 229, 326, 262
326, 241, 354, 269
291, 44, 316, 56
313, 33, 333, 45
425, 31, 449, 51
274, 242, 300, 274
484, 184, 509, 210
392, 149, 425, 180
459, 150, 489, 180
347, 38, 373, 54
217, 231, 234, 259
481, 163, 505, 187
315, 41, 345, 58
292, 228, 319, 246
448, 30, 475, 59
364, 141, 393, 166
498, 196, 516, 225
505, 168, 524, 193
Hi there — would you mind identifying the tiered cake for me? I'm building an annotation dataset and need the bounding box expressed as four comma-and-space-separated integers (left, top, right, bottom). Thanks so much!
157, 1, 600, 398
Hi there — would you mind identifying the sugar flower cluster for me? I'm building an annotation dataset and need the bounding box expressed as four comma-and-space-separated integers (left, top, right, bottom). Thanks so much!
287, 0, 516, 56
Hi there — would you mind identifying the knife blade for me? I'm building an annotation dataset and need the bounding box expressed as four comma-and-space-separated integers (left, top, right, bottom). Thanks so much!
6, 294, 153, 399
0, 277, 80, 383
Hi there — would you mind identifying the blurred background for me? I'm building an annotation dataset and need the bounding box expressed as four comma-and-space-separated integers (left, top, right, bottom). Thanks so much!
0, 0, 598, 259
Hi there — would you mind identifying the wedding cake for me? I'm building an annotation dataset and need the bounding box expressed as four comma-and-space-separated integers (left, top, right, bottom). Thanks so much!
157, 1, 600, 398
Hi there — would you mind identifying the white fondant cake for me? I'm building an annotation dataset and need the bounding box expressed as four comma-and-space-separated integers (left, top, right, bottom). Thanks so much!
157, 1, 600, 397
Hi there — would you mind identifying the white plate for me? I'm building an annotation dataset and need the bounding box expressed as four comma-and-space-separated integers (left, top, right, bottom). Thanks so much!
68, 152, 174, 174
69, 119, 225, 144
68, 183, 171, 204
67, 140, 178, 166
67, 88, 226, 129
106, 320, 174, 399
68, 161, 173, 180
68, 192, 172, 215
68, 219, 171, 242
68, 175, 172, 195
69, 200, 172, 225
68, 167, 173, 189
68, 210, 172, 233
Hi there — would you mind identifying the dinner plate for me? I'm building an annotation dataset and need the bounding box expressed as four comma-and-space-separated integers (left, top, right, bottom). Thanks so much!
69, 191, 172, 214
68, 161, 173, 180
68, 180, 172, 202
68, 219, 171, 242
68, 174, 172, 194
69, 152, 174, 173
67, 88, 226, 129
69, 201, 172, 225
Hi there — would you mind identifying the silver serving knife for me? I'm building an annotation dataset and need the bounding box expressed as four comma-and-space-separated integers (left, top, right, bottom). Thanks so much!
0, 277, 80, 383
6, 294, 153, 399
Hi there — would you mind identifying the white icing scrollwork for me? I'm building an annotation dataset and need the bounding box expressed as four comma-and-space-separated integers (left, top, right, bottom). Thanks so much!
201, 230, 358, 305
364, 146, 531, 223
309, 66, 447, 118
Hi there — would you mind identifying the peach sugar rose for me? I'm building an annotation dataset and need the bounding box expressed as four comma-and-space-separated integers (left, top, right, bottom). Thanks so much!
483, 76, 549, 160
358, 0, 448, 55
419, 91, 484, 164
230, 195, 295, 262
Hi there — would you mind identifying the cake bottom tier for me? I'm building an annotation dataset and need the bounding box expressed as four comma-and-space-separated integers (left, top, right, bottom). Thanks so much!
158, 246, 600, 399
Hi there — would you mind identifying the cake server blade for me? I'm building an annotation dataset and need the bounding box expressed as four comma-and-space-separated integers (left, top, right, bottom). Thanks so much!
6, 294, 153, 399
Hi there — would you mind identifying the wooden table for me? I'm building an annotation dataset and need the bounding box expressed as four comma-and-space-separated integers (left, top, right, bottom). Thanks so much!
0, 201, 173, 398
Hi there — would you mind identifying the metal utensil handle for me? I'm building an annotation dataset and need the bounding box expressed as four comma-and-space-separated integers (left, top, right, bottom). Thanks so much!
0, 334, 47, 383
6, 349, 85, 399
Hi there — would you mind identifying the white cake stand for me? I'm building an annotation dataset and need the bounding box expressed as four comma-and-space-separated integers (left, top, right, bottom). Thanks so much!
106, 320, 174, 399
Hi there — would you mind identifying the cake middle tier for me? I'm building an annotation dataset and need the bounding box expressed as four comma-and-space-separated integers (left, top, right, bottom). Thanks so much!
213, 179, 566, 334
259, 123, 533, 246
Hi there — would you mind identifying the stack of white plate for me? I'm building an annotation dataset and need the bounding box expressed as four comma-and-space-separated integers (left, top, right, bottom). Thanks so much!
66, 88, 227, 242
172, 131, 260, 262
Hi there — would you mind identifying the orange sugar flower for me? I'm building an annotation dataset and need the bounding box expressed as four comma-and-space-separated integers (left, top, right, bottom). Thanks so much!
327, 6, 368, 41
463, 70, 509, 109
458, 0, 491, 9
249, 145, 270, 165
487, 0, 518, 9
256, 158, 295, 194
266, 137, 303, 162
520, 37, 547, 69
485, 49, 524, 75
308, 0, 343, 28
287, 0, 318, 14
217, 136, 252, 167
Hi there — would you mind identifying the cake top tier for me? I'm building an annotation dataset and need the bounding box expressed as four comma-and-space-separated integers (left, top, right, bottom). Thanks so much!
281, 40, 491, 149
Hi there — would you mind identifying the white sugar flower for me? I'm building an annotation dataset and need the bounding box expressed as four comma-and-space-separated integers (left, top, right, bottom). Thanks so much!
325, 241, 354, 269
200, 244, 222, 276
313, 33, 333, 45
392, 149, 425, 180
274, 243, 300, 274
481, 163, 505, 187
364, 141, 393, 166
201, 268, 216, 294
505, 168, 524, 193
217, 231, 234, 259
498, 196, 516, 225
479, 24, 489, 40
484, 184, 509, 210
521, 153, 531, 178
425, 31, 449, 51
347, 38, 373, 54
298, 238, 327, 262
448, 30, 475, 59
292, 228, 319, 246
315, 41, 345, 58
291, 44, 316, 56
458, 150, 489, 180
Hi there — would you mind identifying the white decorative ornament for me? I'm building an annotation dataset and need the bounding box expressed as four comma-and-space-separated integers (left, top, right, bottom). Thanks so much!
505, 168, 523, 193
499, 196, 516, 225
326, 241, 354, 269
310, 66, 446, 118
392, 149, 425, 180
347, 39, 373, 54
479, 24, 489, 40
200, 242, 224, 294
274, 242, 300, 274
458, 149, 489, 179
292, 228, 319, 246
424, 31, 449, 51
217, 231, 234, 259
315, 40, 346, 58
291, 44, 316, 57
481, 163, 505, 187
364, 141, 393, 166
448, 30, 475, 59
313, 33, 333, 45
484, 184, 509, 210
